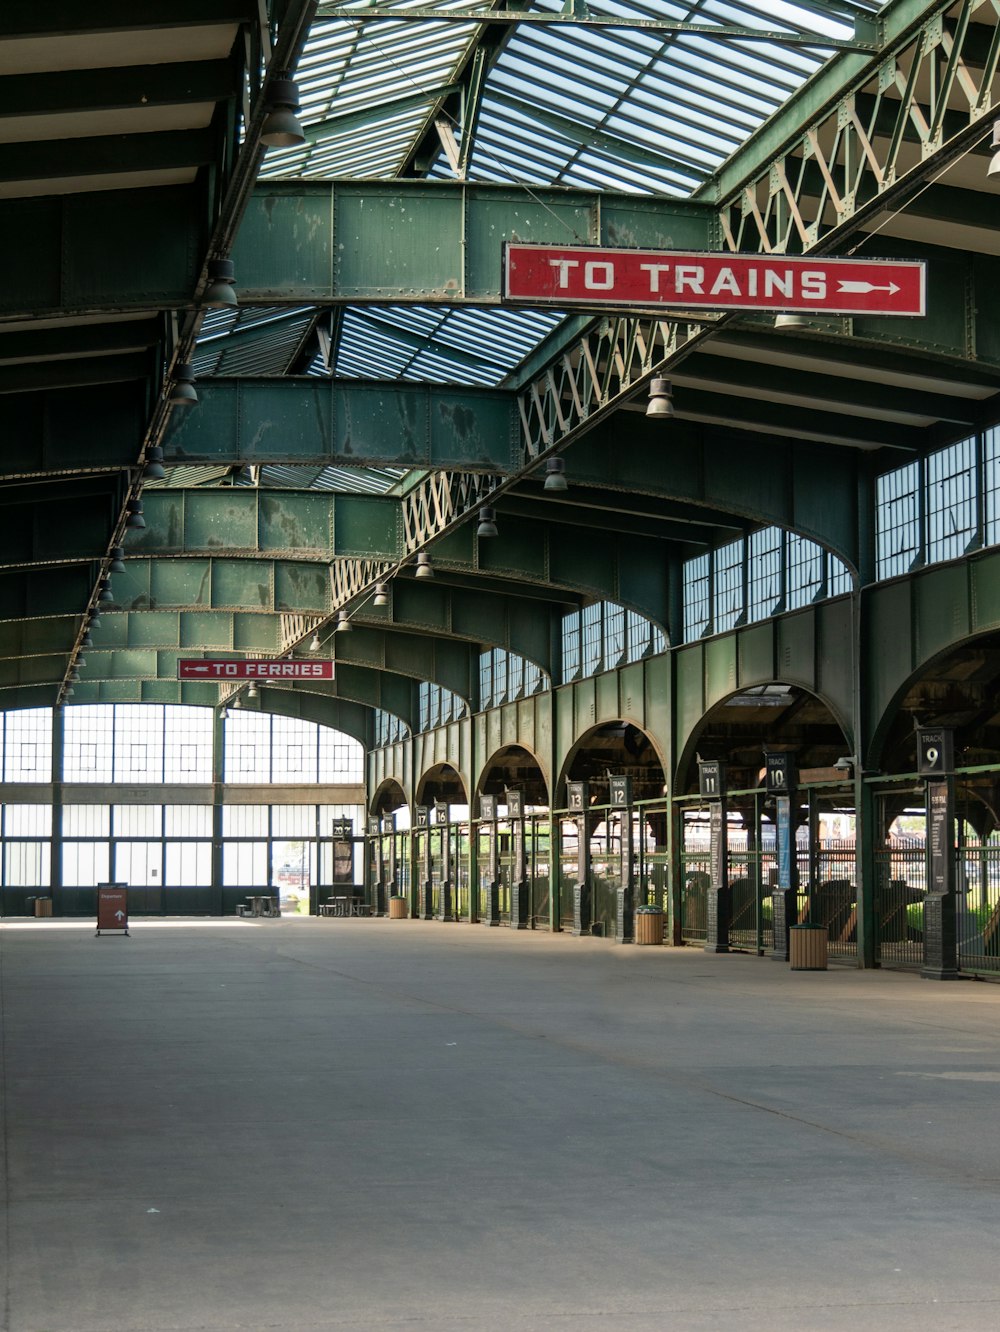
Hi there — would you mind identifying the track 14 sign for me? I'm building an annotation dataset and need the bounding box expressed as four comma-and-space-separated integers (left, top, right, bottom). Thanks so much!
503, 245, 925, 316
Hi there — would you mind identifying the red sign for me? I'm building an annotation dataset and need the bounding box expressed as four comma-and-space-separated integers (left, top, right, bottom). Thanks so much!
503, 244, 925, 316
96, 884, 128, 936
178, 659, 335, 680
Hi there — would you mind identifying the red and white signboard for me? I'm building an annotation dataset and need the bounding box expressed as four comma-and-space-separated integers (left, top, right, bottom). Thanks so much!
178, 659, 335, 680
96, 883, 129, 937
503, 244, 925, 317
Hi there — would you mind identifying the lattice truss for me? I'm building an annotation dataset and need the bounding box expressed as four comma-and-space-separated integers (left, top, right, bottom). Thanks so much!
722, 0, 1000, 253
287, 0, 1000, 657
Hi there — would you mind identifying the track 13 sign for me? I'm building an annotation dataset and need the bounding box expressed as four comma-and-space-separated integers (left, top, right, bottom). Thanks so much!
503, 245, 925, 317
178, 659, 334, 680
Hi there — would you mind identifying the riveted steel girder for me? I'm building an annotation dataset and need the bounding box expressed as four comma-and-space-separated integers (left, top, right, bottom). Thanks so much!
358, 579, 558, 680
235, 181, 715, 305
131, 489, 402, 562
565, 416, 866, 572
0, 185, 204, 321
9, 637, 466, 707
864, 545, 1000, 766
1, 382, 147, 482
57, 664, 417, 729
164, 378, 520, 473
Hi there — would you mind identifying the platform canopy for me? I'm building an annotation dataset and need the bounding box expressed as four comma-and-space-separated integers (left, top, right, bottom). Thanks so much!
2, 0, 999, 722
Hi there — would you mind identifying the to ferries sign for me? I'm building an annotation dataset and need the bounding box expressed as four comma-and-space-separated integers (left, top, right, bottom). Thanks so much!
178, 659, 334, 680
503, 244, 925, 317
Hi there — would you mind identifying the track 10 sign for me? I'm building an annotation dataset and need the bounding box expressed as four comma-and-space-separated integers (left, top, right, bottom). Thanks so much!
503, 244, 925, 316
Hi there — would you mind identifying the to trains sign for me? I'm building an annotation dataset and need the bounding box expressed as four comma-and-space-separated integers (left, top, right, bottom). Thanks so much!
503, 244, 925, 317
177, 659, 334, 680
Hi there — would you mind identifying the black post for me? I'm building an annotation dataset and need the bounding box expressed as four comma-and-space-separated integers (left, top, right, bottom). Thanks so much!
610, 776, 634, 943
480, 795, 500, 926
700, 761, 730, 954
922, 777, 958, 980
507, 790, 528, 929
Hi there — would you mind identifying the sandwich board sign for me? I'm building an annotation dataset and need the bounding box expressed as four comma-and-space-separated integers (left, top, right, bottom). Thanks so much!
96, 883, 129, 937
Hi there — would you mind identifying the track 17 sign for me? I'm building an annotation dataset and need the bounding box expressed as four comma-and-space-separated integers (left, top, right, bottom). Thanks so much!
503, 245, 925, 317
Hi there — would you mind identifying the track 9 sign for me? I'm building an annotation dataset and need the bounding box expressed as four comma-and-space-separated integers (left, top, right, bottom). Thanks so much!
916, 728, 953, 776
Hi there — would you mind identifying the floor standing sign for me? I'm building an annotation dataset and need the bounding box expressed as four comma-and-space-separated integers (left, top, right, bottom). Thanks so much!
96, 883, 129, 937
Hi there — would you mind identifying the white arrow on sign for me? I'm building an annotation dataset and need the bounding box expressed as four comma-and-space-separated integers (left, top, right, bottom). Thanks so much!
836, 280, 900, 295
115, 910, 125, 920
187, 665, 209, 673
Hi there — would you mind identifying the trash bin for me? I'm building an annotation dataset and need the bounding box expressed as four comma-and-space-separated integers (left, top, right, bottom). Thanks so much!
789, 923, 827, 970
635, 905, 664, 945
388, 896, 408, 919
34, 898, 52, 917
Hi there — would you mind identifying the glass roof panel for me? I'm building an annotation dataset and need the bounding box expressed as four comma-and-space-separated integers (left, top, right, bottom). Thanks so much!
313, 305, 564, 385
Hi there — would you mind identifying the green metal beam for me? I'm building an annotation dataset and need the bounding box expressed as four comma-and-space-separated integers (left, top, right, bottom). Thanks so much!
165, 378, 520, 472
0, 352, 154, 396
62, 664, 418, 729
0, 129, 217, 187
0, 185, 204, 320
0, 319, 161, 366
12, 630, 474, 705
0, 481, 122, 570
0, 61, 238, 119
1, 1, 257, 35
313, 3, 878, 48
0, 383, 147, 482
235, 181, 715, 305
566, 417, 866, 573
132, 489, 402, 562
360, 579, 557, 679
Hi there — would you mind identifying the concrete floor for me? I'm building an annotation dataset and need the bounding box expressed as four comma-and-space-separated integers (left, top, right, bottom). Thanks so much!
2, 920, 1000, 1332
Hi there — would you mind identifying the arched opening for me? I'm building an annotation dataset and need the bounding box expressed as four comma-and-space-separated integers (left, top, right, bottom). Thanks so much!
474, 746, 550, 930
557, 722, 668, 940
675, 684, 855, 959
412, 764, 469, 921
367, 778, 410, 917
871, 630, 1000, 973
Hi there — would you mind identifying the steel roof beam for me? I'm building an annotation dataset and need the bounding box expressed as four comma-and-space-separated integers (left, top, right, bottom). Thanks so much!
164, 377, 520, 473
0, 60, 239, 120
1, 1, 257, 37
235, 180, 714, 306
312, 4, 878, 49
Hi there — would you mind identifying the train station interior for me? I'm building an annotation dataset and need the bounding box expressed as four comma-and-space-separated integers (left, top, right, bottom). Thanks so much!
3, 1, 1000, 1327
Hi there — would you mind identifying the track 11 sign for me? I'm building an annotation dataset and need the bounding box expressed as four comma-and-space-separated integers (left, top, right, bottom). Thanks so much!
503, 245, 925, 317
178, 659, 334, 680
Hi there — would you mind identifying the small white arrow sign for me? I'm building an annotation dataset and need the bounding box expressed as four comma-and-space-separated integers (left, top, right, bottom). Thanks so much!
188, 665, 209, 673
836, 279, 900, 295
115, 910, 125, 921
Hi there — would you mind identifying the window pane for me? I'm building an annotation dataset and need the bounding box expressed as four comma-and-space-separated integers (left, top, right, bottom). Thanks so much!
113, 806, 162, 837
785, 533, 822, 610
927, 436, 976, 565
877, 462, 920, 580
63, 805, 111, 837
683, 554, 710, 640
272, 805, 316, 837
222, 805, 268, 837
63, 706, 114, 782
63, 841, 110, 887
748, 527, 782, 622
114, 841, 162, 887
4, 805, 52, 836
165, 841, 213, 887
713, 539, 744, 631
222, 841, 269, 887
164, 805, 213, 837
4, 709, 53, 782
162, 706, 213, 783
4, 842, 50, 888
